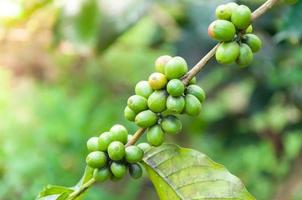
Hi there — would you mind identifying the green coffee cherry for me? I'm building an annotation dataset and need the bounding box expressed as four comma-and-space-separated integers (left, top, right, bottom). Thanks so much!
93, 168, 110, 182
184, 94, 202, 116
236, 43, 253, 67
124, 106, 136, 122
107, 141, 125, 161
147, 90, 167, 113
165, 57, 188, 80
110, 162, 127, 179
189, 77, 197, 84
125, 145, 144, 163
208, 20, 236, 42
215, 4, 232, 20
109, 125, 128, 143
86, 151, 107, 169
135, 110, 158, 128
161, 115, 182, 135
147, 125, 165, 146
226, 2, 239, 12
155, 55, 172, 73
110, 124, 128, 144
166, 96, 185, 114
148, 72, 167, 90
137, 142, 151, 152
186, 85, 206, 103
98, 132, 113, 151
135, 81, 153, 98
245, 25, 253, 34
231, 5, 252, 30
87, 137, 100, 152
167, 79, 185, 97
127, 95, 148, 113
244, 34, 262, 53
215, 42, 240, 64
129, 163, 143, 179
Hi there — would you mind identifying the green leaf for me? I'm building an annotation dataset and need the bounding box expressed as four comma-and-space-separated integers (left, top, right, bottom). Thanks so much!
143, 144, 255, 200
74, 166, 95, 190
37, 166, 94, 200
36, 185, 74, 200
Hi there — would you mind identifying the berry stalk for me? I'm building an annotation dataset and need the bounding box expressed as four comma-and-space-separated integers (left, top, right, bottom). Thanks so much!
68, 178, 96, 200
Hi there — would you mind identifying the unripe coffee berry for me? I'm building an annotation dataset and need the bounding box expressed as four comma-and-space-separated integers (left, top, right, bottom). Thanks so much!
167, 79, 185, 97
110, 124, 128, 144
166, 96, 185, 114
184, 94, 202, 116
127, 95, 148, 113
231, 5, 252, 30
215, 4, 232, 20
148, 72, 167, 90
147, 125, 165, 147
147, 90, 167, 113
208, 20, 236, 42
135, 81, 153, 98
244, 34, 262, 53
129, 163, 143, 179
155, 55, 172, 74
236, 43, 253, 67
135, 110, 158, 128
137, 142, 151, 152
215, 42, 240, 64
124, 106, 136, 122
226, 2, 239, 12
125, 145, 144, 163
165, 57, 188, 80
93, 168, 110, 182
107, 141, 125, 161
86, 151, 107, 169
161, 115, 182, 135
110, 162, 127, 179
87, 137, 100, 152
186, 85, 206, 103
98, 132, 113, 151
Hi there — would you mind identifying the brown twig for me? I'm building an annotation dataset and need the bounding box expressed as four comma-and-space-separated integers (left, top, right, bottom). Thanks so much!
252, 0, 279, 21
181, 44, 220, 86
126, 128, 146, 147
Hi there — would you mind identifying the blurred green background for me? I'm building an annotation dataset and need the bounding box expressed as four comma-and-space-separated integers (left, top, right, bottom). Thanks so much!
0, 0, 301, 199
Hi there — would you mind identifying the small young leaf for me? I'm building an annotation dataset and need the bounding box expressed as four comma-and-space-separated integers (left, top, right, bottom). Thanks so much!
74, 166, 95, 190
143, 144, 255, 200
37, 166, 94, 200
36, 185, 74, 200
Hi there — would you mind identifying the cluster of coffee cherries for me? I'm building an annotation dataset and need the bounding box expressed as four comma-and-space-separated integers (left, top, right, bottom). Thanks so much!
85, 124, 149, 182
208, 2, 262, 67
124, 55, 205, 146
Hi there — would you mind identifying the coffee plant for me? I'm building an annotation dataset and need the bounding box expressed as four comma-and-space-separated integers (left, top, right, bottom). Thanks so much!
37, 0, 298, 199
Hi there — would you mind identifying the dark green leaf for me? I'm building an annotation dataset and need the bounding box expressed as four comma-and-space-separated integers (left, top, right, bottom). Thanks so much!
143, 144, 255, 200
